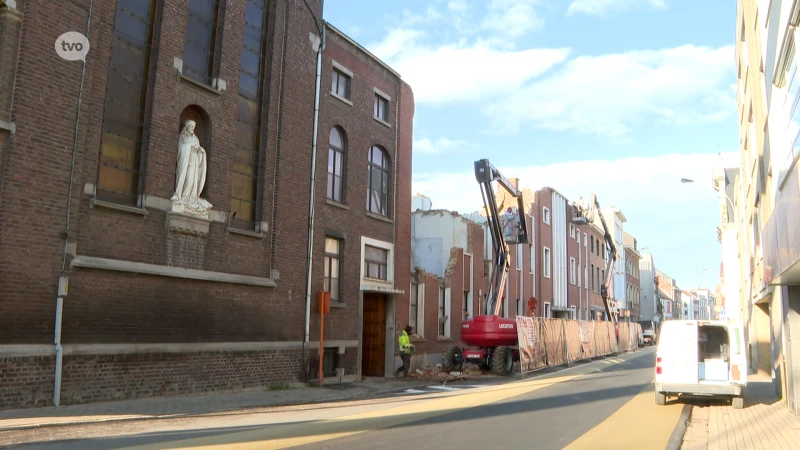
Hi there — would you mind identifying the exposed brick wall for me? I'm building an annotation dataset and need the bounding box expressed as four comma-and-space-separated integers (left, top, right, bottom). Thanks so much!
0, 356, 55, 410
0, 350, 307, 410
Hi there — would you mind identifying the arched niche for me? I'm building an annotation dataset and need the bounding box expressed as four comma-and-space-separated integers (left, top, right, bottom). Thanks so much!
178, 105, 211, 197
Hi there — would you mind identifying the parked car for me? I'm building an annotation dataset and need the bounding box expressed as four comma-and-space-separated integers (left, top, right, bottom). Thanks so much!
638, 320, 656, 346
654, 319, 747, 408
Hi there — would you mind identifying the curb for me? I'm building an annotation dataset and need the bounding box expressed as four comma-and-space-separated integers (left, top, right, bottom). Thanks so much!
0, 349, 652, 433
666, 403, 693, 450
0, 382, 439, 433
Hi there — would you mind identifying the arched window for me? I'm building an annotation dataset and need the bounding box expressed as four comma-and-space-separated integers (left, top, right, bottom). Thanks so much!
327, 127, 346, 202
367, 145, 390, 216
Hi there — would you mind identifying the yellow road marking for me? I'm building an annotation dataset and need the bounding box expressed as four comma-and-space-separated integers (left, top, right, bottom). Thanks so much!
563, 382, 684, 450
117, 374, 581, 450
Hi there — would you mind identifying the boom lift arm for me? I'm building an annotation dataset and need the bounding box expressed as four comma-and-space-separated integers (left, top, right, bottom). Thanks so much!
572, 194, 618, 323
474, 159, 529, 317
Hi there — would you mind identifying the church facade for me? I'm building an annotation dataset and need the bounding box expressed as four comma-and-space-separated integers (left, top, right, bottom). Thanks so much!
0, 0, 414, 409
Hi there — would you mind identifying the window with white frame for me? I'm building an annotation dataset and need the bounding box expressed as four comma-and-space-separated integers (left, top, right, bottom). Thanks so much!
542, 207, 550, 224
364, 245, 388, 280
544, 302, 552, 318
409, 277, 419, 331
570, 224, 575, 238
570, 257, 576, 285
517, 243, 523, 270
439, 285, 447, 336
543, 247, 551, 278
361, 237, 393, 286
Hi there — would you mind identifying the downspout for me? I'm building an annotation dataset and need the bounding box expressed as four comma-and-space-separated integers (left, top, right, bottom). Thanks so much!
56, 0, 93, 407
304, 17, 325, 346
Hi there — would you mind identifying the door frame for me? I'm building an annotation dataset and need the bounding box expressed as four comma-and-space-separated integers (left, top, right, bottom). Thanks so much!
358, 290, 397, 378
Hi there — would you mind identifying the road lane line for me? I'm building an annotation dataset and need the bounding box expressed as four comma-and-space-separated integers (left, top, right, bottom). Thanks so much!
562, 382, 684, 450
116, 373, 583, 450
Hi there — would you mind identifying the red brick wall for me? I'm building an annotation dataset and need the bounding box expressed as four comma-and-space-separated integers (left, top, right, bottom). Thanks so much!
587, 226, 606, 318
532, 188, 554, 316
0, 0, 414, 409
0, 347, 363, 409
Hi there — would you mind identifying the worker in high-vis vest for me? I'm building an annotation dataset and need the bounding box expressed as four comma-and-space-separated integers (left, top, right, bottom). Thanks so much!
396, 325, 415, 377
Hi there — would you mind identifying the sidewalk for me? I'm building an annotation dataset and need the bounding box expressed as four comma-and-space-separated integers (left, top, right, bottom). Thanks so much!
681, 375, 800, 449
0, 377, 439, 432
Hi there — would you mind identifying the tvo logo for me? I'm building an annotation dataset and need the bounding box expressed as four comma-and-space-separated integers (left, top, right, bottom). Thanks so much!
55, 32, 90, 62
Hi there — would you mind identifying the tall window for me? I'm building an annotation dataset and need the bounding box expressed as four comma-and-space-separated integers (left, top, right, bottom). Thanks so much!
543, 247, 551, 278
324, 237, 341, 301
367, 146, 390, 216
364, 245, 388, 280
439, 285, 446, 336
332, 69, 350, 99
328, 127, 346, 202
183, 0, 221, 85
231, 0, 269, 230
96, 0, 158, 206
570, 257, 576, 285
374, 94, 388, 121
409, 280, 418, 330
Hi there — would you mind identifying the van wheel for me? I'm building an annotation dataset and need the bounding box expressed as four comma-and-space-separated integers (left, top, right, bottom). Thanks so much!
733, 396, 744, 409
655, 391, 666, 406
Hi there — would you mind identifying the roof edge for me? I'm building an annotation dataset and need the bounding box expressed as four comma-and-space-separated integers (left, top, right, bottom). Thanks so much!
324, 22, 401, 79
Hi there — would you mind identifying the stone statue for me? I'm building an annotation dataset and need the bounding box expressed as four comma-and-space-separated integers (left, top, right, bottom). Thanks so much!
171, 119, 213, 218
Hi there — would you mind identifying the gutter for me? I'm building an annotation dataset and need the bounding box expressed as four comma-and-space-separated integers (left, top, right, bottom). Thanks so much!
304, 14, 326, 346
55, 0, 93, 408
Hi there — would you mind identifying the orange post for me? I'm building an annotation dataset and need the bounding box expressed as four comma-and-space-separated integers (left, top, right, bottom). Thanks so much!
318, 292, 330, 387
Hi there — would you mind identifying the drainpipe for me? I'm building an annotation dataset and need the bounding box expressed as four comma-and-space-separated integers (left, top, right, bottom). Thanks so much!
304, 18, 326, 345
55, 0, 93, 407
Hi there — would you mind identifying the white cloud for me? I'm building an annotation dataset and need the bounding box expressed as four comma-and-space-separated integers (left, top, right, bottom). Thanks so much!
413, 152, 731, 216
567, 0, 667, 16
414, 137, 474, 155
413, 151, 735, 290
367, 30, 570, 104
482, 0, 545, 37
398, 6, 444, 27
483, 44, 736, 138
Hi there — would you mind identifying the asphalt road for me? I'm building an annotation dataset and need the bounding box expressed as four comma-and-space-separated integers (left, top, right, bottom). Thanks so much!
4, 347, 684, 450
293, 348, 662, 450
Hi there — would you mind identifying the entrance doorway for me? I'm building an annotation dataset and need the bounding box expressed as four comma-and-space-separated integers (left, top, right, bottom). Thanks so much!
362, 293, 387, 377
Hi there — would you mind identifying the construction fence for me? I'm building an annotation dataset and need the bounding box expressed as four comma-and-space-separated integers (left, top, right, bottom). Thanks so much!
515, 317, 643, 373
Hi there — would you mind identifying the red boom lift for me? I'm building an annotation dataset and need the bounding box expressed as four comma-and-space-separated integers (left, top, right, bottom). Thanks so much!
441, 159, 529, 376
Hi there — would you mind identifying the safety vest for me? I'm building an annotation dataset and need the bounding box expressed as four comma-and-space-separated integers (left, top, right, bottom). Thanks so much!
398, 330, 412, 353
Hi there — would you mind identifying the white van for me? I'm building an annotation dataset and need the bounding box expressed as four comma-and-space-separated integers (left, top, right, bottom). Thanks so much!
654, 319, 747, 408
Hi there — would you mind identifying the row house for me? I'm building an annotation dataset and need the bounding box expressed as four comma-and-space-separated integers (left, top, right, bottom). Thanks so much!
656, 269, 678, 320
623, 231, 642, 322
639, 253, 663, 325
0, 0, 414, 409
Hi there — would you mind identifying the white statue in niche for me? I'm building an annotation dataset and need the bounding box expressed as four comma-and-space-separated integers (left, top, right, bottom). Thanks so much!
171, 119, 213, 218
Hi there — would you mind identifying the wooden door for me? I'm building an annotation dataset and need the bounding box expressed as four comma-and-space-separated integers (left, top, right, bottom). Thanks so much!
362, 293, 386, 377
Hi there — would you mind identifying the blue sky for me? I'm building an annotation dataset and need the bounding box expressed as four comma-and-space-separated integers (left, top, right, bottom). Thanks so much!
324, 0, 739, 292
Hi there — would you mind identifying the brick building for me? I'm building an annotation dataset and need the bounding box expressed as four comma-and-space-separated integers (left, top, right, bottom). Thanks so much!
623, 231, 642, 321
0, 0, 413, 410
585, 220, 609, 320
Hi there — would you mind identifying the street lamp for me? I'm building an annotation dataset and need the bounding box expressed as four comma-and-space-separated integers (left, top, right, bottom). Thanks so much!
680, 178, 694, 183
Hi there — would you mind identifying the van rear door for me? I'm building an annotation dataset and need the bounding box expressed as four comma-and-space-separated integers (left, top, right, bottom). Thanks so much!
728, 323, 748, 386
658, 321, 699, 384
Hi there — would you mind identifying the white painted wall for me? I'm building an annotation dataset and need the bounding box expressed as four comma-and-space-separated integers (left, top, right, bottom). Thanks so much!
552, 191, 568, 310
721, 225, 741, 320
411, 211, 472, 278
